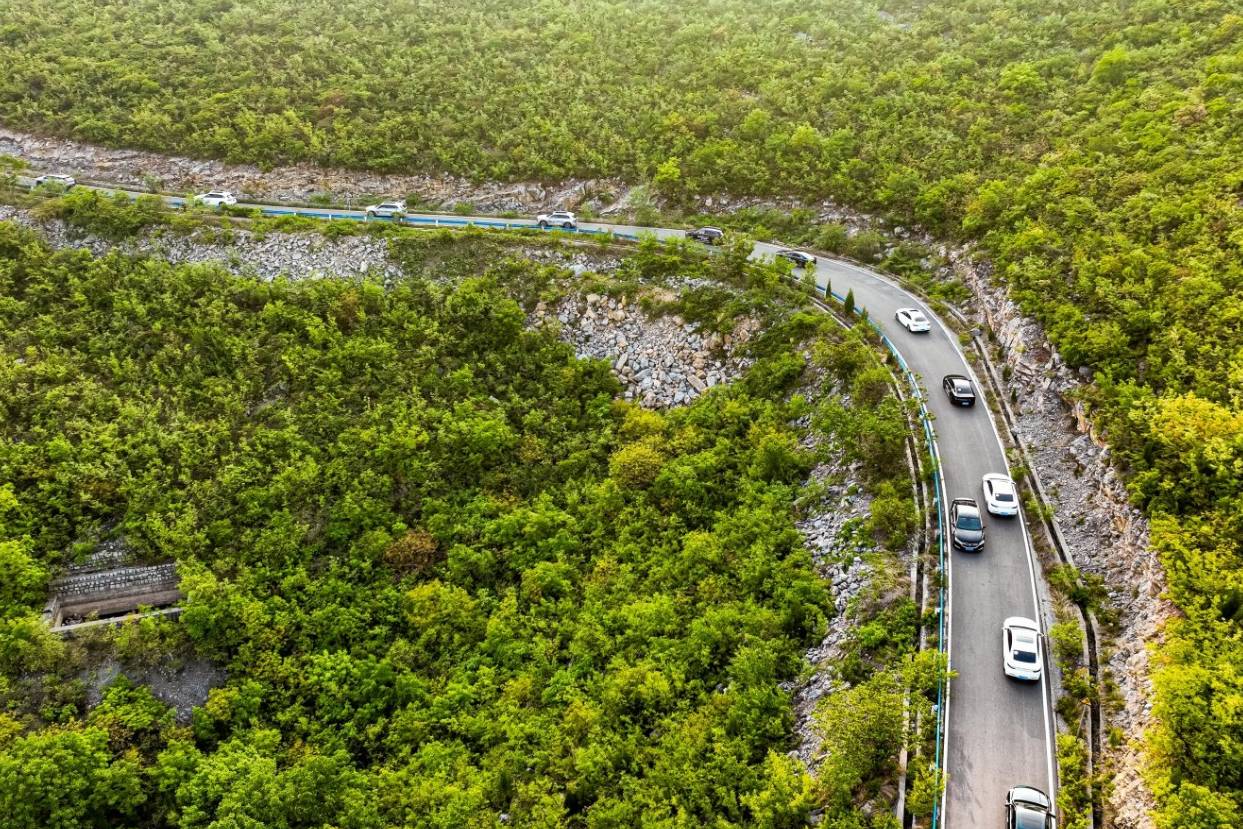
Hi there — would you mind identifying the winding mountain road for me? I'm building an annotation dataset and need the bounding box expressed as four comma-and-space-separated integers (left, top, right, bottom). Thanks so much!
14, 179, 1059, 826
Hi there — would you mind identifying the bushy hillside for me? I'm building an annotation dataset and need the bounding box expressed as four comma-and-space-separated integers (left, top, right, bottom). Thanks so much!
0, 0, 1240, 821
0, 221, 928, 827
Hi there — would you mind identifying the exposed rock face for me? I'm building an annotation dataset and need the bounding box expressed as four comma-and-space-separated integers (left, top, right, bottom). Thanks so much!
0, 205, 402, 283
790, 456, 883, 767
0, 125, 631, 215
529, 291, 758, 409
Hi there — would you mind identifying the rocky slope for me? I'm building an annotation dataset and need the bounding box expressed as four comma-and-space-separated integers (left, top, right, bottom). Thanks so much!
1, 126, 631, 215
953, 255, 1169, 829
534, 287, 892, 770
531, 291, 758, 409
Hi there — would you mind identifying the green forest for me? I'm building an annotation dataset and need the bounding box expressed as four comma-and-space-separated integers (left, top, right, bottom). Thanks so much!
0, 0, 1240, 823
0, 219, 930, 827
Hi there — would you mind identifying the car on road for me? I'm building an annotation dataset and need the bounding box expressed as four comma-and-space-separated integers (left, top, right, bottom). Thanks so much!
193, 191, 237, 208
942, 374, 976, 406
776, 248, 816, 268
537, 210, 577, 229
982, 473, 1020, 516
365, 200, 406, 218
1002, 617, 1043, 681
949, 497, 985, 551
32, 173, 76, 190
1006, 785, 1055, 828
687, 226, 724, 245
895, 307, 931, 333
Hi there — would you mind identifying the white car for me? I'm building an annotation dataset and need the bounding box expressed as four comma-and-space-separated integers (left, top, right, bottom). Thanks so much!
365, 200, 406, 218
1003, 617, 1042, 681
537, 210, 577, 229
982, 473, 1020, 516
194, 191, 237, 207
895, 307, 931, 333
32, 173, 76, 190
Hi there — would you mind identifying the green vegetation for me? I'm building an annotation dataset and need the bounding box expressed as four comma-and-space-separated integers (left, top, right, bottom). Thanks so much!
1, 0, 1239, 817
0, 218, 922, 826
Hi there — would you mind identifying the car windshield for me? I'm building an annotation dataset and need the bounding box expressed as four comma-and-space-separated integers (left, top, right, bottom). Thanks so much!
1013, 648, 1038, 663
996, 490, 1015, 502
957, 513, 982, 530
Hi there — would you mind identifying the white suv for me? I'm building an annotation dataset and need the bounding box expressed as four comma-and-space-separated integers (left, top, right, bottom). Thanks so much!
194, 191, 237, 207
537, 210, 577, 229
365, 200, 406, 218
32, 173, 76, 190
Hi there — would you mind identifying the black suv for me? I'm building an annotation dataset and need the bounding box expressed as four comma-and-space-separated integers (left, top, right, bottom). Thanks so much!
776, 248, 816, 268
949, 498, 985, 552
687, 226, 724, 245
942, 374, 976, 407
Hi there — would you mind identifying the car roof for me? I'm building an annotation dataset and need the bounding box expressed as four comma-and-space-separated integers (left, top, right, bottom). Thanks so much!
699, 226, 723, 232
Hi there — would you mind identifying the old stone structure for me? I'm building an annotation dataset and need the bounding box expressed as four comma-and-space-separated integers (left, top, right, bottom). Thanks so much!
44, 541, 182, 631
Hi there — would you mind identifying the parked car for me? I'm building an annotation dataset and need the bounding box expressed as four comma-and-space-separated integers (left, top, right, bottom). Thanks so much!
942, 374, 976, 406
1006, 786, 1055, 829
949, 497, 985, 551
365, 200, 406, 218
895, 307, 931, 333
982, 473, 1019, 516
193, 191, 237, 208
687, 226, 724, 245
537, 210, 577, 229
776, 248, 816, 268
1002, 617, 1043, 681
32, 173, 76, 190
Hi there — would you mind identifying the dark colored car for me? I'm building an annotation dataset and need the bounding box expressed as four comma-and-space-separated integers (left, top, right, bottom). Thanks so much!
687, 226, 724, 245
776, 248, 816, 268
1006, 786, 1055, 829
949, 497, 985, 552
942, 374, 976, 406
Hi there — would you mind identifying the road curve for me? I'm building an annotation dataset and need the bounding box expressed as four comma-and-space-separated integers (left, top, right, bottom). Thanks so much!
13, 179, 1058, 826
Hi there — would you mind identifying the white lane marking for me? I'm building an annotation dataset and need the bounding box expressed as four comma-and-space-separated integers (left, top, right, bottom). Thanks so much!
934, 310, 1060, 803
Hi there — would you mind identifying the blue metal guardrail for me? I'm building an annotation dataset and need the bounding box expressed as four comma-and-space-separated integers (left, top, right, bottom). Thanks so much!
58, 188, 644, 240
825, 290, 949, 829
254, 204, 643, 240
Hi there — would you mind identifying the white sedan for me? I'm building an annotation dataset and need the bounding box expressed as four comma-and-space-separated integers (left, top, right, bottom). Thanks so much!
1003, 617, 1043, 681
982, 473, 1020, 516
895, 307, 931, 333
194, 190, 237, 207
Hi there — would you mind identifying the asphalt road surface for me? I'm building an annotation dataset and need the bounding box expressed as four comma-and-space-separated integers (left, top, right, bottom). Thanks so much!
13, 179, 1058, 826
